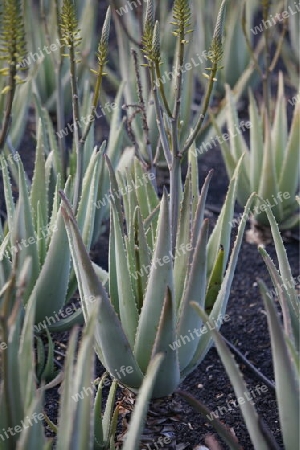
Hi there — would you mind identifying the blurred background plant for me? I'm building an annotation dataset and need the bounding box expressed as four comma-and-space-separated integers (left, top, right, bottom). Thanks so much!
213, 72, 300, 232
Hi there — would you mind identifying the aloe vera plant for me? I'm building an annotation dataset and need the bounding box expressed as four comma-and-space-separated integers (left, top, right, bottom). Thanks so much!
0, 263, 162, 449
60, 147, 255, 398
0, 118, 106, 332
187, 201, 299, 450
213, 72, 300, 229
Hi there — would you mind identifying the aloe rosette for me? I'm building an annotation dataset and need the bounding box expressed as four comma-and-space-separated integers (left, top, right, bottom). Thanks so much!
61, 151, 254, 398
213, 72, 300, 229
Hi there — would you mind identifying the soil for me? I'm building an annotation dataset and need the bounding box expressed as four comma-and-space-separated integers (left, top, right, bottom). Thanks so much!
0, 3, 299, 450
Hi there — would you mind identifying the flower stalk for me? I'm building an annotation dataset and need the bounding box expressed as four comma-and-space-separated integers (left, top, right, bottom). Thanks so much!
0, 0, 27, 150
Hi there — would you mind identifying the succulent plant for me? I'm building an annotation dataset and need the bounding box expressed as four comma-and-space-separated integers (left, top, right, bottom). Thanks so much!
187, 201, 299, 449
0, 264, 162, 449
213, 72, 300, 230
60, 147, 254, 398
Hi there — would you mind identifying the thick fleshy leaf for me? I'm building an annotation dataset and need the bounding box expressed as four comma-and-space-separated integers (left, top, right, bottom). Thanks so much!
150, 288, 180, 397
173, 170, 192, 309
133, 208, 151, 310
278, 102, 300, 209
258, 280, 299, 450
30, 120, 47, 229
258, 246, 294, 341
134, 191, 174, 372
0, 155, 15, 232
207, 155, 243, 276
225, 86, 250, 202
192, 304, 270, 450
271, 72, 287, 177
122, 354, 164, 450
182, 193, 256, 378
19, 287, 36, 411
205, 245, 225, 314
258, 203, 300, 350
27, 206, 70, 325
102, 379, 118, 444
190, 170, 213, 253
16, 390, 48, 450
61, 193, 144, 388
257, 117, 281, 223
13, 161, 40, 299
249, 89, 263, 191
176, 220, 209, 370
110, 197, 138, 348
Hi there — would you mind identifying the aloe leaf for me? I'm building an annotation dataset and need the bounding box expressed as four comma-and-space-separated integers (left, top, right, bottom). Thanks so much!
66, 148, 104, 302
133, 207, 151, 311
174, 170, 192, 309
279, 212, 300, 230
92, 84, 125, 243
105, 155, 124, 228
77, 145, 104, 248
102, 380, 118, 443
108, 208, 119, 315
207, 155, 244, 276
42, 105, 62, 177
258, 245, 296, 347
190, 170, 213, 253
55, 328, 79, 449
177, 220, 209, 371
19, 293, 36, 411
70, 315, 97, 450
150, 288, 180, 397
260, 199, 299, 322
16, 390, 48, 450
258, 280, 299, 450
205, 245, 225, 314
0, 155, 15, 232
39, 329, 55, 382
13, 160, 40, 298
257, 118, 282, 223
93, 376, 105, 448
225, 86, 250, 190
192, 304, 270, 450
111, 197, 138, 347
188, 144, 199, 215
1, 307, 24, 435
134, 191, 174, 372
60, 193, 144, 388
271, 72, 287, 178
27, 206, 70, 325
122, 354, 164, 450
47, 307, 84, 332
182, 193, 255, 378
30, 120, 47, 228
35, 203, 47, 265
56, 309, 97, 450
249, 89, 263, 191
278, 103, 300, 208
